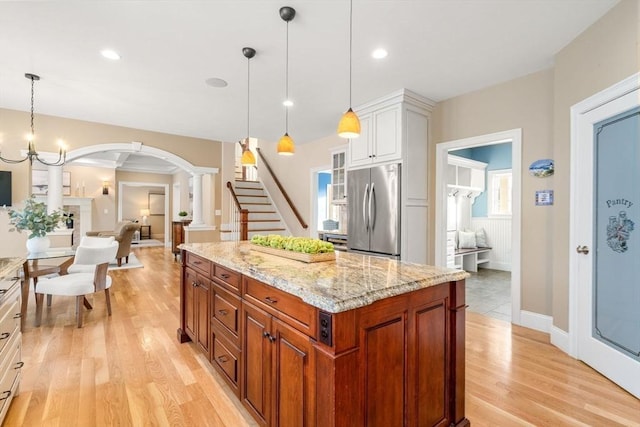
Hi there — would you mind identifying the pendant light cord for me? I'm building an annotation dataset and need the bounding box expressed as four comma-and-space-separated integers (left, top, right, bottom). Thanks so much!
349, 0, 353, 108
285, 19, 290, 133
30, 75, 35, 138
247, 55, 251, 140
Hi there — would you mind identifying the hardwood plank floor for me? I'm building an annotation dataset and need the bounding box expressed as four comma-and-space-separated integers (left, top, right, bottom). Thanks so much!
5, 247, 639, 426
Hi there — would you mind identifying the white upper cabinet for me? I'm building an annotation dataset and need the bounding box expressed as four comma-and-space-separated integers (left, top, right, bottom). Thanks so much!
347, 104, 402, 168
447, 154, 487, 199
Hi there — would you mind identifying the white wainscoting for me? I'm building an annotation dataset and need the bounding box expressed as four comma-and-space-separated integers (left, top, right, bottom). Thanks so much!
470, 217, 511, 271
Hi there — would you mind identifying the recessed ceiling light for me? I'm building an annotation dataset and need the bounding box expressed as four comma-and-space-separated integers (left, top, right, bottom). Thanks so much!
283, 99, 293, 107
205, 77, 228, 88
372, 48, 388, 59
101, 49, 121, 60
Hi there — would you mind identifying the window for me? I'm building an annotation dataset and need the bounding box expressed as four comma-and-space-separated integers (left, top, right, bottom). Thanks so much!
488, 169, 512, 216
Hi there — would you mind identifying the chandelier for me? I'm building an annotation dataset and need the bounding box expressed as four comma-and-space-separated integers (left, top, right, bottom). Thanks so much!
0, 73, 67, 166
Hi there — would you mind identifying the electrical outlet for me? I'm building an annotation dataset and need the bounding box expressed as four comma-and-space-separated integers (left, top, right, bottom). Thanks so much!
215, 210, 221, 216
104, 209, 108, 214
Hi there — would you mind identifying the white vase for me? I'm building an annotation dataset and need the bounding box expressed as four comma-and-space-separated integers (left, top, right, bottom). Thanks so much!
26, 236, 51, 254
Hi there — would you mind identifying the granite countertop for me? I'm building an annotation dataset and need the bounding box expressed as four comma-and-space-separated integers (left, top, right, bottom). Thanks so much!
180, 241, 469, 313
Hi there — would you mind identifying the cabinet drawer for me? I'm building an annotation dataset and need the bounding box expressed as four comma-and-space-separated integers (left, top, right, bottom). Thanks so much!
211, 330, 240, 396
0, 298, 19, 357
212, 285, 241, 344
185, 252, 212, 276
0, 337, 21, 421
213, 265, 241, 293
244, 276, 317, 336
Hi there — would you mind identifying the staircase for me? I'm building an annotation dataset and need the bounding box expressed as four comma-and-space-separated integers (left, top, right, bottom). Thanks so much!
223, 180, 287, 240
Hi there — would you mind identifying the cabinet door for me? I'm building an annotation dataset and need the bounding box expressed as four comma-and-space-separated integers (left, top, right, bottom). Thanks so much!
242, 302, 272, 427
272, 318, 315, 427
358, 309, 406, 427
184, 268, 197, 340
331, 150, 347, 204
409, 299, 449, 426
348, 113, 373, 168
373, 105, 401, 164
196, 277, 210, 354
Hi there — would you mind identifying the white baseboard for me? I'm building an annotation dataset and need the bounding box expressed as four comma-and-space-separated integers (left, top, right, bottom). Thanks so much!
519, 310, 552, 333
486, 261, 511, 271
550, 325, 573, 356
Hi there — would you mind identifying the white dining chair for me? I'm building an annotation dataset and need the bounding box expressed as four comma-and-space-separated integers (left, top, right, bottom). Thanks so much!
34, 241, 119, 327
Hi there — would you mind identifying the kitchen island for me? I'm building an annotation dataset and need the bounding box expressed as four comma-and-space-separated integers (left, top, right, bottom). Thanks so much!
178, 241, 470, 427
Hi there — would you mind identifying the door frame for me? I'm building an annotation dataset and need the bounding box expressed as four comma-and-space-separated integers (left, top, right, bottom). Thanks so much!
434, 129, 522, 325
309, 164, 331, 239
568, 72, 640, 357
118, 181, 170, 246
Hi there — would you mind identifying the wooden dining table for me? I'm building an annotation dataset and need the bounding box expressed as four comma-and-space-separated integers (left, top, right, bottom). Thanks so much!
21, 249, 75, 330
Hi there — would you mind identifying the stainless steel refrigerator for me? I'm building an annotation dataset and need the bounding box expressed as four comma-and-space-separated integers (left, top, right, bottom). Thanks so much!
347, 163, 401, 258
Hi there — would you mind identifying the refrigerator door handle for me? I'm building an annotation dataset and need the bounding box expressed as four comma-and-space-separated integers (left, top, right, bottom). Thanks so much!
363, 184, 369, 230
369, 183, 376, 230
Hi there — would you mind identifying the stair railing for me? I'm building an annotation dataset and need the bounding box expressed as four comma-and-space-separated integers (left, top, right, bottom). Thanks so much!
226, 181, 249, 241
256, 147, 308, 229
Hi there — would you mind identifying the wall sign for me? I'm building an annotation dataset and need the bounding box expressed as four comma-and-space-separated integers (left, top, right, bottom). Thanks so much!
535, 190, 554, 206
605, 198, 635, 253
529, 159, 554, 177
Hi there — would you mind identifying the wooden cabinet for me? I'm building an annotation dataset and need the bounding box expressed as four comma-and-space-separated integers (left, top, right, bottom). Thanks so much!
330, 147, 347, 204
242, 298, 315, 427
0, 276, 23, 425
178, 253, 210, 355
178, 250, 468, 427
210, 264, 242, 396
172, 220, 191, 259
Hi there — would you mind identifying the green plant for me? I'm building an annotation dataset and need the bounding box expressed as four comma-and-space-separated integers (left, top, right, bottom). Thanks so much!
8, 195, 64, 239
178, 211, 188, 217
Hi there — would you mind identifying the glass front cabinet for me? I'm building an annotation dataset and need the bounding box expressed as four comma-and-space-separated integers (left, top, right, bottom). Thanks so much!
330, 147, 347, 204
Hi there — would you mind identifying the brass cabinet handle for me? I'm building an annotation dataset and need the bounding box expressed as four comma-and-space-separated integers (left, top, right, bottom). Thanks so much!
576, 245, 590, 255
217, 355, 228, 363
14, 361, 24, 370
0, 391, 10, 401
13, 313, 21, 319
0, 332, 10, 340
220, 273, 230, 279
265, 296, 278, 304
217, 309, 228, 316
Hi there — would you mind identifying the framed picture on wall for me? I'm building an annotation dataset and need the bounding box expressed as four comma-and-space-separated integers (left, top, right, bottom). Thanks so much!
32, 170, 71, 196
149, 192, 165, 215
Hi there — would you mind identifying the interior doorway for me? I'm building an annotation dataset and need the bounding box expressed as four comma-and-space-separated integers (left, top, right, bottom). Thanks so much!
435, 129, 522, 325
118, 181, 170, 246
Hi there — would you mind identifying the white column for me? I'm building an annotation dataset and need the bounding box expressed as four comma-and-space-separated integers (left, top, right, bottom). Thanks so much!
191, 172, 204, 226
47, 166, 64, 213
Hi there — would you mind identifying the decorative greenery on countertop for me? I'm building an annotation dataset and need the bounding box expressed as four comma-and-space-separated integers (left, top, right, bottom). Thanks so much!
178, 211, 188, 217
8, 195, 64, 239
251, 234, 334, 254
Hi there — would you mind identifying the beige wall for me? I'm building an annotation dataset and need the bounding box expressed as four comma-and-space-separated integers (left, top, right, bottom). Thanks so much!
431, 0, 639, 328
0, 108, 221, 256
258, 134, 345, 237
551, 0, 640, 330
432, 69, 555, 316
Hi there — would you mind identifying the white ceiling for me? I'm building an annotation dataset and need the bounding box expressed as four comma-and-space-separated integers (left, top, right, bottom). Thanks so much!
0, 0, 618, 168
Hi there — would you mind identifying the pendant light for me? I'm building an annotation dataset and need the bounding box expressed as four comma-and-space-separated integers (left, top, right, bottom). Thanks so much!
0, 73, 67, 165
277, 6, 296, 155
241, 47, 257, 166
337, 0, 360, 139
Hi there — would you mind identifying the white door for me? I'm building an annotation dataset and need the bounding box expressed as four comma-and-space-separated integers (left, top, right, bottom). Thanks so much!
572, 74, 640, 398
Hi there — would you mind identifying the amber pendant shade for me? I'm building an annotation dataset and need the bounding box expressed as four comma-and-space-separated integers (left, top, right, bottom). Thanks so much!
337, 108, 361, 139
277, 133, 295, 155
241, 148, 256, 165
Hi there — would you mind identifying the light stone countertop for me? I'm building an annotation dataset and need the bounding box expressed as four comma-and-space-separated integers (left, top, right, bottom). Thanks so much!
180, 241, 469, 313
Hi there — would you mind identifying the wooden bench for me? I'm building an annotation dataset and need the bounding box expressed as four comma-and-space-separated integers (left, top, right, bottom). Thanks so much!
454, 247, 491, 272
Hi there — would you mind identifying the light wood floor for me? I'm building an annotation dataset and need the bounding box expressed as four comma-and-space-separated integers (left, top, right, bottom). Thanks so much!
5, 247, 640, 426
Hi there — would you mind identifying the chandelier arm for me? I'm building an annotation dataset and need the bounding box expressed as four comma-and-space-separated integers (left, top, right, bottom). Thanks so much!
0, 154, 29, 164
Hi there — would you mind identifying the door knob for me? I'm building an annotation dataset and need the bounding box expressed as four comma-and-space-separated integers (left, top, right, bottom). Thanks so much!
576, 245, 590, 254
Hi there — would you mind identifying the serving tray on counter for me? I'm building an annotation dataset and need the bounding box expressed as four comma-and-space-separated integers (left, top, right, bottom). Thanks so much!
250, 244, 336, 263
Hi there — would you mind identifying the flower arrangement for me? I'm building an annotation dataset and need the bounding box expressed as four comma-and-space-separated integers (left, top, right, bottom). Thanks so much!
8, 195, 64, 239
